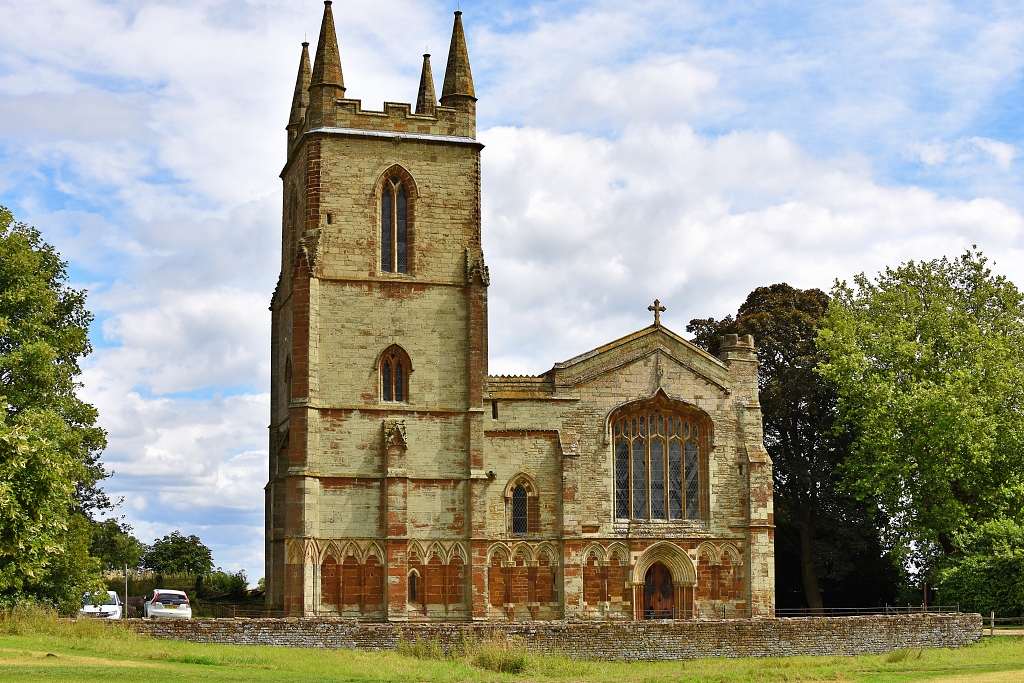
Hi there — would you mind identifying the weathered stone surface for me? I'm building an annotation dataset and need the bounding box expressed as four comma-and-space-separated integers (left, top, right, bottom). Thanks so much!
130, 614, 981, 660
268, 9, 775, 621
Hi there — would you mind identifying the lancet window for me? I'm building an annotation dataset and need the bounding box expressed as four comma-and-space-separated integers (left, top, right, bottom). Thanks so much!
379, 345, 411, 403
613, 407, 706, 521
381, 176, 409, 273
511, 485, 528, 534
505, 475, 540, 536
407, 571, 419, 603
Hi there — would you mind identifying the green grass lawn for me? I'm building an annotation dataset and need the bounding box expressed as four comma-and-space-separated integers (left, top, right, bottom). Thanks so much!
0, 616, 1020, 683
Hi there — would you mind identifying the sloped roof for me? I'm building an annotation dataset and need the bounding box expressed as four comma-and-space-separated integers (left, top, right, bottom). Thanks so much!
487, 324, 732, 398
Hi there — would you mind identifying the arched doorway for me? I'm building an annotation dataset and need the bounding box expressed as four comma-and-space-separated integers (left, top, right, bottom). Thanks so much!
644, 561, 674, 619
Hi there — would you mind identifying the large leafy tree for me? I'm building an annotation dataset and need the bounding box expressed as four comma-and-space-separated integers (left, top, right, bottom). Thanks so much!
90, 518, 147, 572
143, 531, 214, 575
936, 519, 1024, 616
817, 249, 1024, 564
689, 284, 899, 609
0, 205, 109, 607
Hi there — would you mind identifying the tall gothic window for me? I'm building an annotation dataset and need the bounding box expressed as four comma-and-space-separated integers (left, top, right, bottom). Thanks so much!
613, 408, 706, 521
379, 345, 411, 403
381, 177, 408, 273
511, 485, 528, 534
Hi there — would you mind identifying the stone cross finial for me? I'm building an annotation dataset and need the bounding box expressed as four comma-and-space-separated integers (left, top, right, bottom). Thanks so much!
648, 299, 666, 327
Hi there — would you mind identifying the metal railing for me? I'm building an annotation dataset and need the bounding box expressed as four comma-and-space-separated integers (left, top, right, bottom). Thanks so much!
775, 605, 961, 617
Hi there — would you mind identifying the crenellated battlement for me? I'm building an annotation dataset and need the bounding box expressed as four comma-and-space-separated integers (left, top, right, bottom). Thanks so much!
328, 98, 471, 138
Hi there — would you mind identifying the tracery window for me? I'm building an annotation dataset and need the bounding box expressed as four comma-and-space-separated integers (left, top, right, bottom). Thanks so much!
379, 345, 411, 403
381, 177, 409, 273
613, 407, 706, 520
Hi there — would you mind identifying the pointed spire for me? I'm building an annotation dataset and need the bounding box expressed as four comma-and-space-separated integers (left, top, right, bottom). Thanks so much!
440, 11, 475, 105
415, 53, 437, 116
288, 42, 311, 130
310, 0, 345, 94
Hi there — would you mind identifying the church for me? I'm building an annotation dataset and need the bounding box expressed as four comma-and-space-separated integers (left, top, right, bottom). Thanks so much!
266, 2, 775, 621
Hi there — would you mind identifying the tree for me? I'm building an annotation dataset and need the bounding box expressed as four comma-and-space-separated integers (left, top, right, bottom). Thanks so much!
936, 519, 1024, 616
33, 514, 104, 615
90, 518, 147, 572
817, 249, 1024, 565
689, 284, 900, 609
0, 206, 109, 603
143, 531, 214, 575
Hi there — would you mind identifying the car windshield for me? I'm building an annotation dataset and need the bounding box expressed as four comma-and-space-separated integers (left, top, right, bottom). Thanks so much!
154, 593, 187, 605
83, 592, 117, 606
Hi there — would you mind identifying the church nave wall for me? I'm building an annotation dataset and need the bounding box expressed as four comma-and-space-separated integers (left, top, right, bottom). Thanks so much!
482, 433, 561, 539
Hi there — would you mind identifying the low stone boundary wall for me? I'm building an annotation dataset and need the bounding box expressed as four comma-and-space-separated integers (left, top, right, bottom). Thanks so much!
127, 613, 981, 661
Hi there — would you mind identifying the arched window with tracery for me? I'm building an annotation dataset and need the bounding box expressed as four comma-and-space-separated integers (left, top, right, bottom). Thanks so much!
381, 176, 409, 273
379, 345, 411, 403
612, 403, 708, 521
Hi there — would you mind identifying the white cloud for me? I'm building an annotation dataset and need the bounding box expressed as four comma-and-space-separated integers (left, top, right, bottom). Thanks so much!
909, 136, 1019, 171
482, 123, 1024, 374
970, 137, 1018, 171
3, 0, 1024, 581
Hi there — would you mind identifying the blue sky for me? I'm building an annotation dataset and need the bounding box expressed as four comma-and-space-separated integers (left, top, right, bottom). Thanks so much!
1, 0, 1022, 581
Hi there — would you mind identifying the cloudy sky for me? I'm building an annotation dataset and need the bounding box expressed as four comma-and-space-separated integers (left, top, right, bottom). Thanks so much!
1, 0, 1022, 581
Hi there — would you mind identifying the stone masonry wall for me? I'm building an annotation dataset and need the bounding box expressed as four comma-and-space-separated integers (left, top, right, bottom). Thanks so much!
130, 614, 980, 661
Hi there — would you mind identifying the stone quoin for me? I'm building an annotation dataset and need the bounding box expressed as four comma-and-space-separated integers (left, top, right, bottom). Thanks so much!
267, 2, 775, 621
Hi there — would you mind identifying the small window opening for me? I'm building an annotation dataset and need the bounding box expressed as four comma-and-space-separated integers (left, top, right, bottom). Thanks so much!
408, 572, 418, 602
326, 212, 332, 224
491, 400, 498, 419
738, 464, 744, 476
512, 485, 528, 535
379, 345, 411, 403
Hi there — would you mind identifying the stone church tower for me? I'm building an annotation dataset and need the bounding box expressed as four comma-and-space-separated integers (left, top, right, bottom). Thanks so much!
267, 2, 775, 621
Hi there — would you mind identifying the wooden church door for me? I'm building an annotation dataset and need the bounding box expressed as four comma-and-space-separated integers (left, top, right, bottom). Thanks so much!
643, 562, 674, 619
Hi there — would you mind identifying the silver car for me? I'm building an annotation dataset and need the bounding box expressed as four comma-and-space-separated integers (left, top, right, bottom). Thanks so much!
143, 589, 192, 619
78, 590, 123, 619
